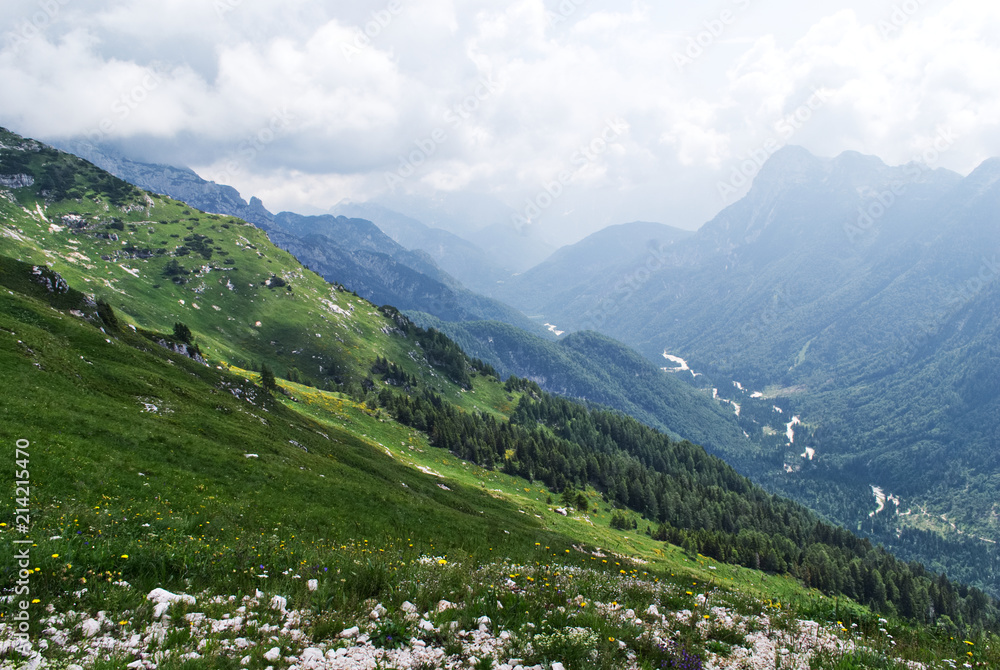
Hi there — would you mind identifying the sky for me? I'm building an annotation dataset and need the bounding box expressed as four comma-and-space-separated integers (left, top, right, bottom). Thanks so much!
1, 0, 999, 246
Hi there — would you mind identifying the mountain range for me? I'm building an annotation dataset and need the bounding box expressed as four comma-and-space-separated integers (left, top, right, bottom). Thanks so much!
495, 146, 1000, 591
50, 139, 550, 335
30, 133, 1000, 597
8, 127, 1000, 668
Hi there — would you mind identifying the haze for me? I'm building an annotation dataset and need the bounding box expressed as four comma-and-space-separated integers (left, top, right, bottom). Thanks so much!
1, 0, 998, 246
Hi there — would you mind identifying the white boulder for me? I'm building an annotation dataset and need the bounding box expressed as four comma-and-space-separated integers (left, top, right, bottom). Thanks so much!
147, 588, 196, 606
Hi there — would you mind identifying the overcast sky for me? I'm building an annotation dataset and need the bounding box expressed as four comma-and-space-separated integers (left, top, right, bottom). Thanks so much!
2, 0, 999, 246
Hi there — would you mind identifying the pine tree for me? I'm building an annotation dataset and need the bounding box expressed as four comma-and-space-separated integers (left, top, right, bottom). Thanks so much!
96, 299, 120, 331
260, 364, 277, 394
173, 322, 193, 344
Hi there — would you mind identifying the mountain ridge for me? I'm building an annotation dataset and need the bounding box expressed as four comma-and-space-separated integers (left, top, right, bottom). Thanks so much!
2, 128, 1000, 669
491, 145, 1000, 594
45, 138, 552, 335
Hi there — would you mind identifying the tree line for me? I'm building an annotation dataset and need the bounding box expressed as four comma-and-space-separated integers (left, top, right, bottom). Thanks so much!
367, 366, 1000, 633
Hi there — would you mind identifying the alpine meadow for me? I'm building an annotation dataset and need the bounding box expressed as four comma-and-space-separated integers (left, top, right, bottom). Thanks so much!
3, 2, 1000, 669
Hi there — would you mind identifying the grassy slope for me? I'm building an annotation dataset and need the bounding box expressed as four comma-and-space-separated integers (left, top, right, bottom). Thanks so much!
0, 130, 496, 417
405, 315, 752, 452
0, 130, 996, 667
0, 260, 993, 669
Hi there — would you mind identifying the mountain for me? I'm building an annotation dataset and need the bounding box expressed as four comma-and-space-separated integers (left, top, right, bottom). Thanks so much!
494, 220, 692, 317
502, 147, 966, 360
331, 200, 512, 293
465, 220, 556, 276
50, 137, 276, 227
497, 146, 1000, 592
369, 191, 556, 273
4, 127, 1000, 668
47, 139, 546, 334
262, 212, 548, 333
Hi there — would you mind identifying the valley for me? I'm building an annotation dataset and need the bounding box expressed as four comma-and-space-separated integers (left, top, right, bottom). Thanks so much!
3, 2, 999, 667
1, 129, 999, 669
486, 148, 1000, 598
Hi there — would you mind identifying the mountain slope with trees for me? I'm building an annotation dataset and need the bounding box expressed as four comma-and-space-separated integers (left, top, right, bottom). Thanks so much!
47, 139, 547, 334
3, 128, 999, 645
495, 146, 1000, 595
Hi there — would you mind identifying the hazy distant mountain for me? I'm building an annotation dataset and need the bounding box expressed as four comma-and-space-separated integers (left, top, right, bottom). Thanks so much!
497, 146, 1000, 590
331, 201, 511, 293
369, 192, 556, 274
496, 221, 692, 316
464, 221, 556, 276
50, 140, 546, 333
505, 147, 967, 372
263, 212, 549, 334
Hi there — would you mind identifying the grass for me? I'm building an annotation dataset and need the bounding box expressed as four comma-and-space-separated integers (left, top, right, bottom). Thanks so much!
1, 256, 995, 669
0, 153, 499, 417
1, 132, 998, 668
0, 283, 568, 602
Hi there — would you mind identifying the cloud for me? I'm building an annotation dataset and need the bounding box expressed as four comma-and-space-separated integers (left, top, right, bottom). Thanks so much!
1, 0, 998, 244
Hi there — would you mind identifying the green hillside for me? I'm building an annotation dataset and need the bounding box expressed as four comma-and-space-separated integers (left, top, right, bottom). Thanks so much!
2, 129, 998, 668
406, 315, 748, 454
0, 128, 496, 410
1, 254, 996, 669
495, 147, 1000, 596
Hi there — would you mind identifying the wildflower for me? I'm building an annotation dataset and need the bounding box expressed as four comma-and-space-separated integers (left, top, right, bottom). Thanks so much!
438, 559, 447, 565
51, 554, 59, 558
121, 554, 129, 559
31, 599, 40, 604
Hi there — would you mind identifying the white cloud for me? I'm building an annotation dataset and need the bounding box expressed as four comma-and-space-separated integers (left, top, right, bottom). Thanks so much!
1, 0, 999, 244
